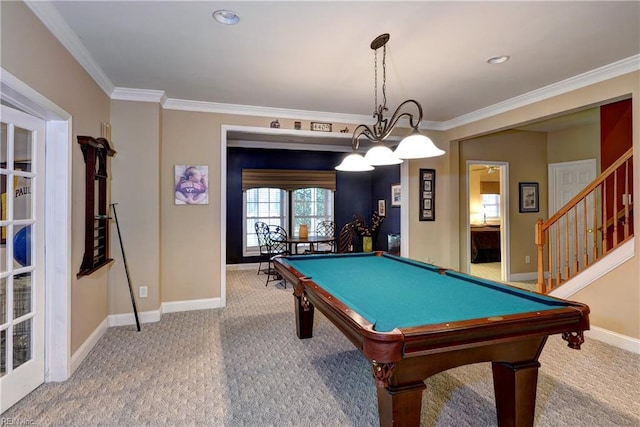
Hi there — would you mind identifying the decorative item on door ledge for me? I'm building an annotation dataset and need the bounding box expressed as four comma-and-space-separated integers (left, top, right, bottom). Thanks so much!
335, 33, 445, 172
311, 121, 332, 132
419, 169, 436, 221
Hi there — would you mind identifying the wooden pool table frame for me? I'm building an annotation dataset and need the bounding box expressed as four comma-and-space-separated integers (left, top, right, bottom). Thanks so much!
273, 252, 590, 427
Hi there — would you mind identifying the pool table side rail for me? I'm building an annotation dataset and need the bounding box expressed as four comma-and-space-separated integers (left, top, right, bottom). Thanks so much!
272, 255, 590, 363
400, 305, 590, 357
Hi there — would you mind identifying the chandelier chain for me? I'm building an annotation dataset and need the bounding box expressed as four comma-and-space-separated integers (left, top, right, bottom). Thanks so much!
373, 45, 388, 116
374, 48, 378, 115
382, 44, 387, 111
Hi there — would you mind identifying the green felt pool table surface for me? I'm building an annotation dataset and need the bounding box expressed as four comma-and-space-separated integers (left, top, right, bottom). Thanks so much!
273, 251, 590, 427
279, 252, 567, 332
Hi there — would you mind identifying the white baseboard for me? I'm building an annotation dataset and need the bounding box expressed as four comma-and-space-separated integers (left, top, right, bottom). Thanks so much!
161, 297, 223, 313
70, 317, 108, 375
227, 262, 260, 271
586, 326, 640, 354
509, 272, 538, 281
108, 309, 161, 327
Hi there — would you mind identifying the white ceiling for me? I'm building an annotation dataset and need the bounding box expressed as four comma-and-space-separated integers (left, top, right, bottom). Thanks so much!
36, 1, 640, 127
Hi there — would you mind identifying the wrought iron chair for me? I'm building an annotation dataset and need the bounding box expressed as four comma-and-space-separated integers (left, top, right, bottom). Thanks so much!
315, 220, 336, 253
266, 226, 289, 287
254, 222, 271, 275
338, 222, 356, 253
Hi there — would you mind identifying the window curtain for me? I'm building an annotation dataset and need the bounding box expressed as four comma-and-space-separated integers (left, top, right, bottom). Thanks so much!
242, 169, 336, 191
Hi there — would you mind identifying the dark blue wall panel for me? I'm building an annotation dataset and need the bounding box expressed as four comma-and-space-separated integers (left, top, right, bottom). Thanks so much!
226, 147, 400, 264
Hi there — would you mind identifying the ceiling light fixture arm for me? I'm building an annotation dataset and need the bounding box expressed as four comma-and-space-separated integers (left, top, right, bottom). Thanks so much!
350, 98, 424, 151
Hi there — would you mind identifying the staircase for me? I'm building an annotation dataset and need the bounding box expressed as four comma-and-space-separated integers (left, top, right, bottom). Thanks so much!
535, 148, 633, 294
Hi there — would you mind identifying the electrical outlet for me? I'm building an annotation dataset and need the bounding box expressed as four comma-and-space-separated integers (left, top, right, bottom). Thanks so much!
525, 255, 531, 264
139, 286, 148, 298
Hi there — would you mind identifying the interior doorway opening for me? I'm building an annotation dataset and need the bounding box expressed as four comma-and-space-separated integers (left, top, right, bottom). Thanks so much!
467, 161, 509, 282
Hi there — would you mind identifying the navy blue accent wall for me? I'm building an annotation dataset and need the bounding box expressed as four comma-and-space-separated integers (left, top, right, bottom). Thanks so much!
226, 147, 400, 263
371, 166, 401, 250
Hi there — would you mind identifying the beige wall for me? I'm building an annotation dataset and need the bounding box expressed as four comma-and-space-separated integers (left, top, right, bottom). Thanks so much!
4, 1, 638, 359
444, 72, 640, 339
2, 1, 112, 352
406, 132, 455, 268
459, 131, 548, 273
109, 100, 161, 313
547, 120, 600, 167
160, 110, 224, 302
159, 110, 359, 304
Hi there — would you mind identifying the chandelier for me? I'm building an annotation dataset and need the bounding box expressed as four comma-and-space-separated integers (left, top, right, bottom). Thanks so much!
335, 34, 445, 172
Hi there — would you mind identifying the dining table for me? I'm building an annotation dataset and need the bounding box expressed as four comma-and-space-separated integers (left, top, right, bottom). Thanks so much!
283, 235, 336, 254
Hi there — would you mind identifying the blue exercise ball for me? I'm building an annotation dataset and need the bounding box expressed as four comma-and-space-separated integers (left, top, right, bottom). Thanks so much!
13, 225, 31, 267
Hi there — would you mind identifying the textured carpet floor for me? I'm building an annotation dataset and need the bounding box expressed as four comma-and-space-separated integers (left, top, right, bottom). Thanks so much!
3, 269, 639, 426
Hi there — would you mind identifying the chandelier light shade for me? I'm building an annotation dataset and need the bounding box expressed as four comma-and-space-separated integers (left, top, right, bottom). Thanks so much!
335, 33, 445, 172
363, 145, 402, 166
335, 152, 374, 172
394, 129, 445, 159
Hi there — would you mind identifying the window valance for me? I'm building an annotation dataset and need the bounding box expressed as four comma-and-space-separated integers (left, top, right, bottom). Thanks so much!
480, 181, 500, 195
242, 169, 336, 191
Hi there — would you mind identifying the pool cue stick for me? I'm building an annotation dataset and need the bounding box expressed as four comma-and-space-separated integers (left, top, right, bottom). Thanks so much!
110, 203, 141, 332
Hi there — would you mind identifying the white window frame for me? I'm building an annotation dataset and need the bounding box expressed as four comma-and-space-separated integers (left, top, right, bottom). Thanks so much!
243, 188, 288, 257
291, 188, 334, 237
481, 193, 501, 220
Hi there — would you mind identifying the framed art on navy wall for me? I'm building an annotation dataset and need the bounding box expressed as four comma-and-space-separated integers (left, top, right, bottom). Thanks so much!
419, 168, 435, 221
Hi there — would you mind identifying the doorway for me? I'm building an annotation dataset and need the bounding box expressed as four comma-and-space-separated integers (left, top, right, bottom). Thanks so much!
1, 70, 73, 389
467, 161, 509, 282
0, 105, 45, 412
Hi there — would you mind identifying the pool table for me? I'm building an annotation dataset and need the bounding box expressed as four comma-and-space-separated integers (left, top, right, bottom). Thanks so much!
272, 252, 590, 427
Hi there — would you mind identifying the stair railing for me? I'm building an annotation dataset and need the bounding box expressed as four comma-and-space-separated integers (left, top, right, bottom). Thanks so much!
535, 148, 633, 293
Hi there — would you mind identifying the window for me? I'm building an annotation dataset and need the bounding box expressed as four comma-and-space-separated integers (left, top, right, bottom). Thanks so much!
243, 187, 334, 256
244, 188, 287, 256
292, 188, 333, 236
482, 194, 500, 219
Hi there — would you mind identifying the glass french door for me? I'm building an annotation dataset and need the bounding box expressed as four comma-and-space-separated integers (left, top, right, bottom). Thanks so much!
0, 105, 45, 412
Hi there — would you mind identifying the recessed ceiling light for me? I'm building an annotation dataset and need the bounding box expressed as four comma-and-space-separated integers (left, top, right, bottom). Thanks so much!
213, 10, 239, 25
487, 55, 510, 64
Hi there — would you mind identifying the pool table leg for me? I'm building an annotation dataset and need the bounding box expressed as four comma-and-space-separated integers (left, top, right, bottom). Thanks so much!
294, 294, 314, 339
376, 382, 426, 427
492, 360, 540, 427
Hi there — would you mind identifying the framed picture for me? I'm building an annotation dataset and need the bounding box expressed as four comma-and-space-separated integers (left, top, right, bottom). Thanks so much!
391, 184, 401, 207
378, 199, 386, 217
519, 182, 539, 213
419, 169, 436, 221
175, 165, 209, 205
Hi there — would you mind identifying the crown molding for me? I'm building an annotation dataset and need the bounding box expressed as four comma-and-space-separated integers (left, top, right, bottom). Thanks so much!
26, 1, 639, 132
25, 1, 114, 97
442, 54, 640, 131
163, 98, 374, 125
111, 88, 166, 104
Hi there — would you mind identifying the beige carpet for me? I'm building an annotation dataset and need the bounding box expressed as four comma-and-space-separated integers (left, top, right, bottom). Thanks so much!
3, 269, 639, 426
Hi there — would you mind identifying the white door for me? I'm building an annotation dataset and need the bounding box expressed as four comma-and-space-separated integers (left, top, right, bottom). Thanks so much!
548, 159, 597, 277
0, 105, 45, 412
